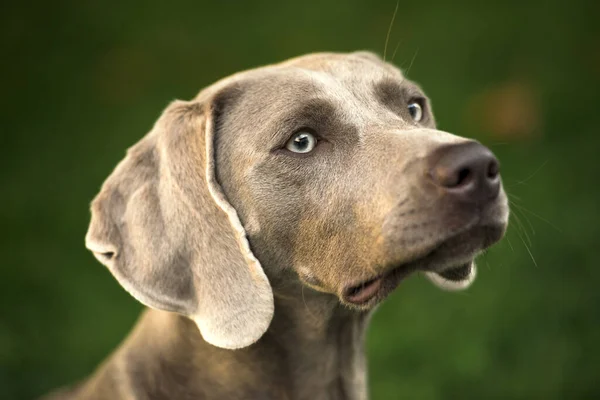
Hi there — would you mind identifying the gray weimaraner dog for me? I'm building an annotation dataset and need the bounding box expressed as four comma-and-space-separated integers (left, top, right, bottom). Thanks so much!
43, 51, 509, 400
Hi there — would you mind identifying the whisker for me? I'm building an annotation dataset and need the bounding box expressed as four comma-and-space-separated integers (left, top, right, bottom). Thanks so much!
383, 1, 399, 62
507, 192, 523, 202
513, 225, 538, 267
510, 211, 533, 247
404, 48, 420, 76
506, 236, 515, 253
391, 39, 402, 63
512, 202, 562, 233
513, 206, 536, 236
522, 239, 538, 268
507, 160, 548, 187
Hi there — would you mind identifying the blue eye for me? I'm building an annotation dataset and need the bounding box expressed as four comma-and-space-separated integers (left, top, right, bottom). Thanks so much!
408, 101, 423, 122
286, 131, 317, 154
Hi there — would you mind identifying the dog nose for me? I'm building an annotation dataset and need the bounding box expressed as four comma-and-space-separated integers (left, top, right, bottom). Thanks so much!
428, 141, 501, 202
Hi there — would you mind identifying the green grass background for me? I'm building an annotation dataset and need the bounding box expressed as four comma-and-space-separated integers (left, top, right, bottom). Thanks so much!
1, 0, 599, 398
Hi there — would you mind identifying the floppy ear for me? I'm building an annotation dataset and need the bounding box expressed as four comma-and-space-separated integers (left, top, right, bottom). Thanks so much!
85, 100, 274, 349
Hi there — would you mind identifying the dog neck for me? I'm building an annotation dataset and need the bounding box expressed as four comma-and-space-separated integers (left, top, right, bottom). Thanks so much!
101, 288, 371, 400
264, 288, 371, 400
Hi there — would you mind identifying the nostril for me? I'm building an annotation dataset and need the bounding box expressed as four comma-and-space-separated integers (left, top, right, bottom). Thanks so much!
487, 160, 500, 180
431, 166, 473, 188
456, 168, 471, 187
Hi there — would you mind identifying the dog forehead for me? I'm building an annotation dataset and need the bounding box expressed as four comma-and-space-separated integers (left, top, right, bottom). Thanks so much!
280, 51, 403, 78
214, 52, 408, 130
275, 52, 407, 100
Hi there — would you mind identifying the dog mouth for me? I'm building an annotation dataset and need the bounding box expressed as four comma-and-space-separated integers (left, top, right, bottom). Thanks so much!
341, 224, 503, 307
343, 274, 387, 305
342, 261, 473, 306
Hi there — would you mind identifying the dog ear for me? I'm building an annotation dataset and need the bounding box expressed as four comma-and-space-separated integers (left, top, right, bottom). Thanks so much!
85, 100, 274, 349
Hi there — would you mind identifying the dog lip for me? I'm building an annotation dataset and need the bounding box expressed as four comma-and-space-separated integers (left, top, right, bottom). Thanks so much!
436, 262, 472, 281
343, 276, 384, 305
342, 263, 418, 306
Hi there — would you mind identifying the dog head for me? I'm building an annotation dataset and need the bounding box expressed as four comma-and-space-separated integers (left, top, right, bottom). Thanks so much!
86, 52, 509, 349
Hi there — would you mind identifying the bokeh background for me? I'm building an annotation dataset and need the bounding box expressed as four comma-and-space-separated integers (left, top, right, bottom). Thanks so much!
2, 0, 599, 398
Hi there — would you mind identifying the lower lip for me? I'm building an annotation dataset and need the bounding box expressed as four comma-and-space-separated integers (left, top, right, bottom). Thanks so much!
343, 276, 384, 304
343, 264, 417, 305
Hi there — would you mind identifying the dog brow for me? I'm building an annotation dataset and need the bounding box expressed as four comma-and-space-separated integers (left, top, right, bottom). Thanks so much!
373, 78, 406, 108
269, 98, 339, 141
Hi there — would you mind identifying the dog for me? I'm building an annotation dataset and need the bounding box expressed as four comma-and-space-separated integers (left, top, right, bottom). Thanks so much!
42, 51, 509, 400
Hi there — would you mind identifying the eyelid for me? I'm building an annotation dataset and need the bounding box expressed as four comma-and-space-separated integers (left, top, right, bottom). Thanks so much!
408, 96, 426, 106
292, 126, 318, 135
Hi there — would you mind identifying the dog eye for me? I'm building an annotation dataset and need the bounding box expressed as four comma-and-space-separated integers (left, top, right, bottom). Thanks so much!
285, 131, 317, 154
407, 101, 423, 122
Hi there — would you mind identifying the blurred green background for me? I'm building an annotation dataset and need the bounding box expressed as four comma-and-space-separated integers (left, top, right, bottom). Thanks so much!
2, 0, 599, 399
